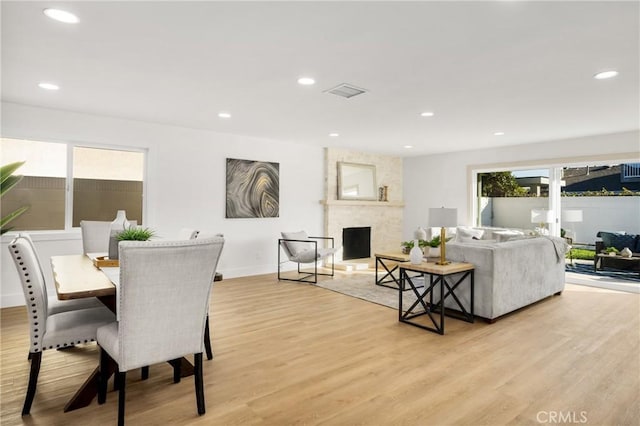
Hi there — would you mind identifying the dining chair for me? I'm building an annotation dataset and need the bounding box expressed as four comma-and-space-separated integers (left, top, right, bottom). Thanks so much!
8, 235, 116, 416
17, 233, 105, 359
176, 228, 200, 240
176, 229, 215, 361
80, 220, 112, 254
97, 237, 224, 426
278, 231, 336, 283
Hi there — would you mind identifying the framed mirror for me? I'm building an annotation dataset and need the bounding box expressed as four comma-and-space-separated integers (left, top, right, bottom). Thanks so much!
337, 162, 377, 200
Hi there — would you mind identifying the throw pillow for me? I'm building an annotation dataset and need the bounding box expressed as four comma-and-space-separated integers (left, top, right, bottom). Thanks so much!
599, 231, 636, 252
455, 227, 484, 243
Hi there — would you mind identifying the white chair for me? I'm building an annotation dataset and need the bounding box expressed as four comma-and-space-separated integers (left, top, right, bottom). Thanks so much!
176, 228, 200, 240
278, 231, 336, 283
7, 235, 116, 416
97, 237, 224, 425
80, 220, 112, 254
17, 233, 105, 359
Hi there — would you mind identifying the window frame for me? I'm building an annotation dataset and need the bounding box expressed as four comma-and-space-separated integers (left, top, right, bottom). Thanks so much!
2, 137, 148, 233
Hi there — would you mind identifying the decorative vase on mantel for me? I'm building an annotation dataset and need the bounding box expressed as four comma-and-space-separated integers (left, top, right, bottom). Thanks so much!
108, 210, 130, 260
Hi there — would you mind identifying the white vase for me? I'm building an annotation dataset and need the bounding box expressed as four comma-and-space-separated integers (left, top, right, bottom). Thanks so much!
109, 210, 130, 259
428, 246, 440, 258
621, 247, 632, 258
414, 226, 427, 241
410, 240, 423, 265
111, 210, 130, 231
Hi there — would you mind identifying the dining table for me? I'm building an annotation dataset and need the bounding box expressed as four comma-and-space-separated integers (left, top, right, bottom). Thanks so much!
51, 253, 221, 412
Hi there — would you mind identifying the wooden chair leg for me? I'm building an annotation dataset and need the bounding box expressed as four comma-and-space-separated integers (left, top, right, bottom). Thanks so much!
98, 348, 109, 404
117, 371, 126, 426
141, 366, 149, 380
204, 316, 213, 360
22, 352, 42, 416
194, 353, 205, 415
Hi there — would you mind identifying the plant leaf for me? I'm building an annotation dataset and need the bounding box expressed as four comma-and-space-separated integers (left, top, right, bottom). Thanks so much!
0, 161, 25, 185
0, 174, 24, 196
0, 205, 29, 235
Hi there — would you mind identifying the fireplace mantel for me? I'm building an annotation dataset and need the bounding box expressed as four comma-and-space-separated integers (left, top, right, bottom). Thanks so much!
320, 200, 404, 207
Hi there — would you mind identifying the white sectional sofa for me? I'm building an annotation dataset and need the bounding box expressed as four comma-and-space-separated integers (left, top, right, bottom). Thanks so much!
441, 230, 568, 322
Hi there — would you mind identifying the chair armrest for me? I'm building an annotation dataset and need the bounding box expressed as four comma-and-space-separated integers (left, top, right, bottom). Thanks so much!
307, 236, 335, 248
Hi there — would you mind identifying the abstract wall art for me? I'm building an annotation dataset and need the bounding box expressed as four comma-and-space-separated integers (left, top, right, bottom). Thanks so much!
226, 158, 279, 218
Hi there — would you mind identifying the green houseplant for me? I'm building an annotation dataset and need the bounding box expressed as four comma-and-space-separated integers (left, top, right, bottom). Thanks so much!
116, 227, 155, 241
1, 161, 29, 235
109, 226, 155, 259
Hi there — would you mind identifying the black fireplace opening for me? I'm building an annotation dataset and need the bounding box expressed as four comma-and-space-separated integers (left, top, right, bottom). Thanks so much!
343, 226, 371, 260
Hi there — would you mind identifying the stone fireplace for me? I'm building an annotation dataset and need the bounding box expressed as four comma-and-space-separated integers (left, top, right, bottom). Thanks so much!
322, 148, 404, 266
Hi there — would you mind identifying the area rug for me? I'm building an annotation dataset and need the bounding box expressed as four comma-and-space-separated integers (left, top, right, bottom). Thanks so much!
315, 273, 424, 310
567, 262, 640, 282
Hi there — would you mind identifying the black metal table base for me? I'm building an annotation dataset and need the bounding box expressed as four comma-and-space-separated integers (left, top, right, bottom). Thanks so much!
375, 256, 422, 291
399, 269, 474, 335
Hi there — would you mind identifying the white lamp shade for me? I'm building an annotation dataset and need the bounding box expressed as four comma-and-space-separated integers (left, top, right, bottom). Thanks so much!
531, 209, 553, 224
562, 209, 583, 223
428, 207, 458, 227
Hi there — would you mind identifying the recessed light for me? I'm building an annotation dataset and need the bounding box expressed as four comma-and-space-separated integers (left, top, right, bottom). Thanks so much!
420, 112, 434, 117
329, 133, 339, 137
404, 145, 413, 149
297, 77, 315, 86
494, 132, 505, 136
593, 70, 619, 80
43, 8, 79, 24
38, 82, 59, 91
218, 112, 231, 119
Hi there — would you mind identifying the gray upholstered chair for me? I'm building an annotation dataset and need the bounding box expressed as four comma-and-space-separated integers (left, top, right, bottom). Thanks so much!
97, 237, 224, 426
278, 231, 336, 283
176, 228, 200, 240
7, 235, 116, 416
80, 220, 112, 254
17, 233, 104, 359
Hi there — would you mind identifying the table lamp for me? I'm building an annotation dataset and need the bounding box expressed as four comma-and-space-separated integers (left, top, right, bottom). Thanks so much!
562, 209, 583, 240
531, 209, 553, 234
428, 207, 458, 265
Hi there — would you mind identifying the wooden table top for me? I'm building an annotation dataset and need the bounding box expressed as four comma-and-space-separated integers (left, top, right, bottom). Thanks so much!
51, 254, 116, 300
52, 254, 225, 301
374, 252, 411, 262
399, 261, 474, 275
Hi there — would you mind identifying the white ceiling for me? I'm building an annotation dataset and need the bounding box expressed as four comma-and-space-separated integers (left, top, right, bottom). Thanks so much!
2, 1, 638, 157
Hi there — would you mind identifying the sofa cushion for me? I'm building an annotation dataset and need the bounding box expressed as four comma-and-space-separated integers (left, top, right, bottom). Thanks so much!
599, 231, 637, 252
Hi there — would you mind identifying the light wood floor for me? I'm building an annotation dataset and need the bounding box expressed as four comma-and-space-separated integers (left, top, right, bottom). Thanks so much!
1, 273, 639, 426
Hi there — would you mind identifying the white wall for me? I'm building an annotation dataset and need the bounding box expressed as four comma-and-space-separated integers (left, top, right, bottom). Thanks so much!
1, 102, 324, 307
403, 130, 640, 239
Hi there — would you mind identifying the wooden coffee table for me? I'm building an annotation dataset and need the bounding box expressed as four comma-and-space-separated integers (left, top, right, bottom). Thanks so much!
595, 253, 640, 275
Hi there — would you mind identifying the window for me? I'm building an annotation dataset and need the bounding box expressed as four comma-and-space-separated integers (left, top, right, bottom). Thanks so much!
1, 138, 145, 231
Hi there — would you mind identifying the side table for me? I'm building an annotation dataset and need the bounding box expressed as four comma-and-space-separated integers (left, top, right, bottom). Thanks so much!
399, 261, 474, 335
375, 252, 422, 290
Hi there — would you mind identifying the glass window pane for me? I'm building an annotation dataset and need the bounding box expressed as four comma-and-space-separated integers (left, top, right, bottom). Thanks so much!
72, 147, 144, 227
1, 138, 66, 230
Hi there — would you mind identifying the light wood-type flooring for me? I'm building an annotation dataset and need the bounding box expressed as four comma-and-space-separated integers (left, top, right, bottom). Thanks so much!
1, 273, 639, 425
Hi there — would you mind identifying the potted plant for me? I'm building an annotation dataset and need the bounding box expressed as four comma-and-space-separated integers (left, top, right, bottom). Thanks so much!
425, 235, 452, 258
109, 226, 155, 259
401, 239, 429, 254
604, 247, 619, 256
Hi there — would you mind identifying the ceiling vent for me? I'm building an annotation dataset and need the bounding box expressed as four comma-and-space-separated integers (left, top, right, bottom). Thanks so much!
324, 83, 368, 99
